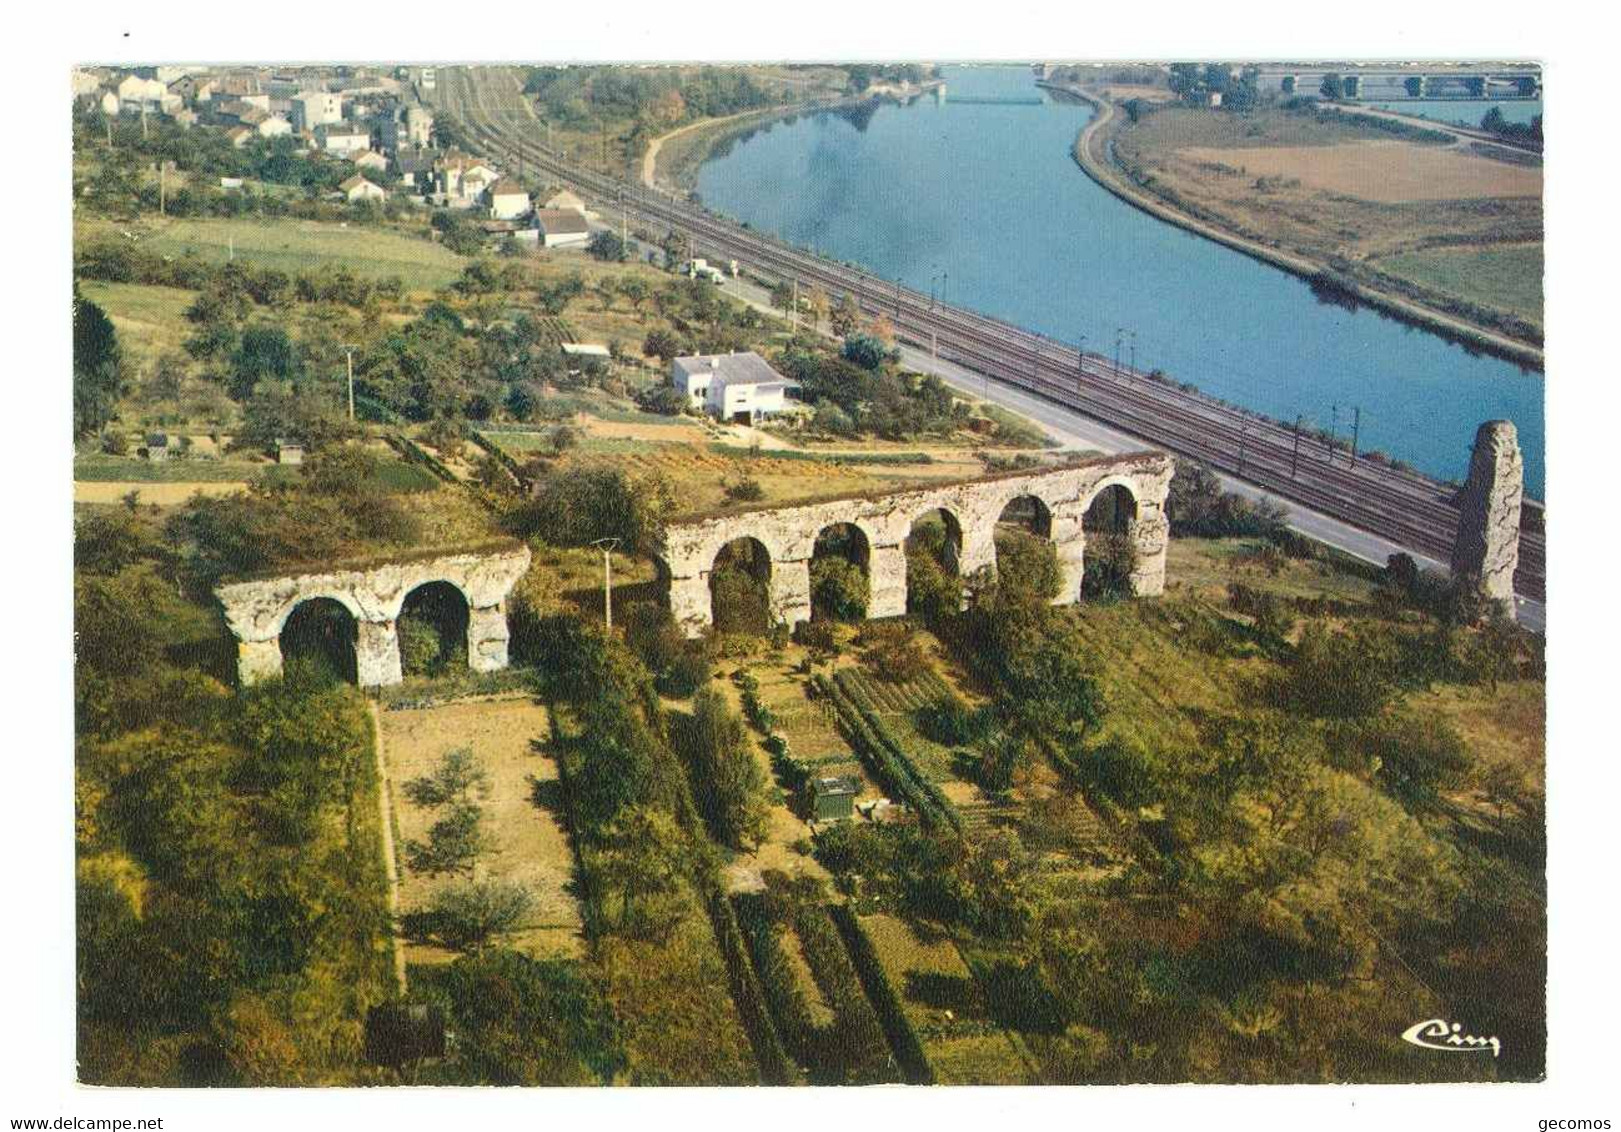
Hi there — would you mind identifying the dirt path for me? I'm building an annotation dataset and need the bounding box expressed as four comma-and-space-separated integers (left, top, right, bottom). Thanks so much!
1053, 81, 1544, 368
369, 702, 409, 994
641, 107, 779, 189
74, 480, 248, 505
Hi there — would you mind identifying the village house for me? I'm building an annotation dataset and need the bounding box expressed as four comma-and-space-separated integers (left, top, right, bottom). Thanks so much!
256, 115, 293, 139
378, 105, 433, 152
319, 124, 372, 156
670, 351, 795, 423
226, 126, 253, 149
339, 174, 387, 204
99, 91, 120, 117
435, 151, 499, 203
352, 150, 389, 172
543, 188, 589, 214
116, 74, 166, 106
394, 148, 434, 189
534, 208, 591, 249
487, 178, 530, 221
290, 90, 343, 131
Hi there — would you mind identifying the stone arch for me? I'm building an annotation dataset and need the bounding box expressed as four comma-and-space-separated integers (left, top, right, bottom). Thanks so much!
905, 506, 966, 618
269, 589, 366, 638
1082, 476, 1146, 600
279, 596, 359, 684
396, 579, 471, 675
1080, 476, 1141, 531
906, 505, 965, 573
810, 521, 872, 622
994, 491, 1054, 540
709, 535, 774, 635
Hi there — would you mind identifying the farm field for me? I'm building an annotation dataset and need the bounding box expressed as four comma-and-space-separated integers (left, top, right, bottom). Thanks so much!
1177, 140, 1541, 202
75, 214, 468, 288
77, 280, 198, 364
377, 696, 584, 965
1109, 104, 1543, 332
1375, 243, 1544, 326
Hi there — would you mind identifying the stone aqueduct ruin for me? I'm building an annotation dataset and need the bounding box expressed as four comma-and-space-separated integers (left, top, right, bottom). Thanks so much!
216, 546, 533, 687
213, 452, 1176, 686
659, 452, 1175, 637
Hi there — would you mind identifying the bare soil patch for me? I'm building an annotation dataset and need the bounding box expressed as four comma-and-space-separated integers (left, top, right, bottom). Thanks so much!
379, 695, 583, 964
1179, 140, 1541, 202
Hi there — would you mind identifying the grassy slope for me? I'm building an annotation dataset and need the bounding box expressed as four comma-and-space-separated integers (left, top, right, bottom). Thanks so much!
76, 214, 468, 288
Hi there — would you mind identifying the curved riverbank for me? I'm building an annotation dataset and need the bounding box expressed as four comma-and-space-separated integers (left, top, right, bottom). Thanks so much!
1045, 81, 1545, 371
646, 82, 946, 194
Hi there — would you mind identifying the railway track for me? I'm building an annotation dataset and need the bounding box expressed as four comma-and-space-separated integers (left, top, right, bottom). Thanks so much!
435, 66, 1545, 602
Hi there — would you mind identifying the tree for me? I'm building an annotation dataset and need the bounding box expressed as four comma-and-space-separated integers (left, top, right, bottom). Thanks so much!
994, 529, 1062, 602
404, 747, 489, 807
74, 287, 124, 440
596, 806, 689, 941
811, 555, 868, 622
439, 949, 625, 1085
230, 326, 303, 402
425, 879, 535, 951
1320, 73, 1346, 100
676, 688, 770, 850
643, 327, 684, 363
830, 292, 860, 336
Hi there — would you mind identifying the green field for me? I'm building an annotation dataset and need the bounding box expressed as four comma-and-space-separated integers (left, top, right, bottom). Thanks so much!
1376, 243, 1545, 327
77, 280, 199, 363
78, 216, 468, 288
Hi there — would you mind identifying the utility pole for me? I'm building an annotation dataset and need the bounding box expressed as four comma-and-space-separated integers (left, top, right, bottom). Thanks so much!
1331, 405, 1339, 464
158, 161, 166, 216
1351, 405, 1361, 463
1076, 334, 1087, 379
1238, 423, 1248, 477
591, 538, 621, 629
1290, 415, 1304, 480
1114, 328, 1124, 375
341, 346, 357, 421
1128, 331, 1137, 379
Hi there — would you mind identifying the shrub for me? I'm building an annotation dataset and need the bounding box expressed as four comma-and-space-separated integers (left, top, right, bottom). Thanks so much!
403, 747, 488, 807
405, 802, 487, 877
858, 622, 929, 683
916, 693, 995, 746
423, 880, 535, 952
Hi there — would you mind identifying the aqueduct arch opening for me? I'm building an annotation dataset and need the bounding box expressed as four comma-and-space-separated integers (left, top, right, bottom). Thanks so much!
709, 536, 774, 635
397, 580, 472, 676
216, 544, 531, 688
279, 597, 359, 684
810, 522, 872, 622
658, 452, 1174, 638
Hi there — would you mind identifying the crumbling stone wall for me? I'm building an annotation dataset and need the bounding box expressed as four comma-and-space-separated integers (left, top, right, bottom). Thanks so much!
1451, 420, 1524, 609
659, 453, 1174, 637
215, 546, 532, 687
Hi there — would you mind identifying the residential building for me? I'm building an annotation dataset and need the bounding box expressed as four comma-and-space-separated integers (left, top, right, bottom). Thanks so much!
670, 351, 794, 422
339, 174, 387, 203
394, 148, 434, 188
378, 104, 433, 152
257, 115, 293, 139
487, 178, 530, 220
320, 125, 372, 155
290, 90, 343, 131
116, 74, 166, 105
352, 149, 388, 171
533, 208, 591, 248
543, 188, 590, 215
226, 126, 253, 148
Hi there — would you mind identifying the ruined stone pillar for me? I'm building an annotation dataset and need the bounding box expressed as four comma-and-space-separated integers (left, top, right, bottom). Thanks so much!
1129, 514, 1171, 597
467, 603, 511, 673
770, 558, 813, 629
1451, 420, 1523, 609
957, 525, 998, 589
1050, 514, 1085, 606
356, 619, 403, 688
867, 543, 908, 620
237, 638, 284, 686
670, 574, 712, 639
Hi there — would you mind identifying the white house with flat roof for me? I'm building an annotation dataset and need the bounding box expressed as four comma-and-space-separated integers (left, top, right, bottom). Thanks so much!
671, 351, 794, 423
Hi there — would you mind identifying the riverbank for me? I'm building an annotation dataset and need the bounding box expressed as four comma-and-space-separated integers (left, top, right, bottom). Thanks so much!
646, 81, 945, 194
1044, 81, 1545, 370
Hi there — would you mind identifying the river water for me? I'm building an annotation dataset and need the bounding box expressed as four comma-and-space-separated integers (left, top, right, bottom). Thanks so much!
1359, 98, 1543, 128
695, 65, 1545, 498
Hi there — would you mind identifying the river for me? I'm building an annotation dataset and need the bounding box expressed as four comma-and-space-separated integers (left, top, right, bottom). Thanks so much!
694, 65, 1545, 499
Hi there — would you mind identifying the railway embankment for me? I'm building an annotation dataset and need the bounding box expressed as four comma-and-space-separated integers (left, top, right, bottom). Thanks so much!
1042, 81, 1544, 371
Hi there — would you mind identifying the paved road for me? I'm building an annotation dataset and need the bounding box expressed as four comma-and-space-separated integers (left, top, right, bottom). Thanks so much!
672, 261, 1546, 633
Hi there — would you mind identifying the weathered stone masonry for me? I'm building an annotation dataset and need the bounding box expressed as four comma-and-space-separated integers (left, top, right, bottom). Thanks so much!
657, 452, 1175, 637
1451, 420, 1524, 609
215, 546, 532, 687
